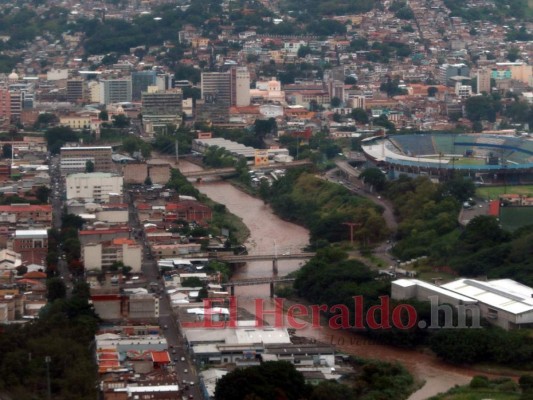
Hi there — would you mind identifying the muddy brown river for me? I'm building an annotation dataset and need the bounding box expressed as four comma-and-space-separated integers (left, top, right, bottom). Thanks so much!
177, 160, 504, 399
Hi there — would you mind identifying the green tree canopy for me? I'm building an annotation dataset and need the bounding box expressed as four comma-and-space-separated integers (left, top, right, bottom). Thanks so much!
215, 361, 310, 400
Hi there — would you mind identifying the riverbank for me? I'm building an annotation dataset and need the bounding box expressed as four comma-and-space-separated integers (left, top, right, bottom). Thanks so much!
176, 160, 515, 400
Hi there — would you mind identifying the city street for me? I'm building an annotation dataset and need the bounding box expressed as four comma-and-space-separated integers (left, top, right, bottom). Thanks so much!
126, 188, 202, 399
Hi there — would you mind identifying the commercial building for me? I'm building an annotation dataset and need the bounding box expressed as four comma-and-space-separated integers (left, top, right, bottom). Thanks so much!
66, 172, 123, 203
66, 79, 85, 103
60, 146, 113, 174
141, 88, 183, 133
392, 278, 533, 330
82, 238, 142, 273
99, 79, 132, 105
91, 293, 160, 322
439, 63, 470, 86
201, 67, 250, 107
131, 70, 157, 101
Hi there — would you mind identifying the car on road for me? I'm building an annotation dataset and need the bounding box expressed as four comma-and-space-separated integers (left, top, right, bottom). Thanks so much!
180, 357, 185, 361
183, 369, 188, 373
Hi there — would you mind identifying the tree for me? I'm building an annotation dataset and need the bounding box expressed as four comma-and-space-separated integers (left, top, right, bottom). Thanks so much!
44, 126, 78, 155
330, 97, 342, 108
297, 45, 311, 58
144, 176, 152, 186
519, 375, 533, 394
380, 76, 407, 97
99, 110, 109, 121
351, 108, 369, 124
344, 76, 357, 85
112, 114, 130, 128
507, 47, 521, 62
2, 144, 11, 159
215, 361, 310, 400
34, 112, 58, 129
181, 277, 203, 287
427, 86, 438, 97
47, 277, 67, 302
35, 185, 51, 203
311, 381, 356, 400
395, 6, 414, 20
360, 167, 386, 191
465, 95, 499, 123
85, 160, 95, 173
439, 174, 475, 202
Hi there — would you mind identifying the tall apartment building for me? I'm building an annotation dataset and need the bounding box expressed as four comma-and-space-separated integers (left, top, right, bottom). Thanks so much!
477, 68, 491, 94
141, 88, 183, 131
66, 79, 85, 103
60, 146, 113, 174
201, 67, 250, 106
131, 70, 157, 101
99, 79, 132, 105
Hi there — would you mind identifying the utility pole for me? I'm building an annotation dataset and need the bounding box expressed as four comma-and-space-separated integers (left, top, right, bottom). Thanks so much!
342, 222, 360, 246
45, 356, 51, 400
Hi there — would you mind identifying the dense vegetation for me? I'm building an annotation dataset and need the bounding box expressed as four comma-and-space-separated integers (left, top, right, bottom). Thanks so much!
384, 174, 469, 261
429, 375, 533, 400
265, 169, 389, 246
279, 0, 374, 18
382, 173, 533, 287
0, 281, 98, 400
444, 0, 533, 23
215, 359, 415, 400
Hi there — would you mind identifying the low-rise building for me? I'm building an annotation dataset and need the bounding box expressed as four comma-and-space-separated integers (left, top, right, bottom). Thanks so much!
60, 146, 113, 174
0, 204, 52, 227
8, 229, 48, 265
66, 172, 123, 203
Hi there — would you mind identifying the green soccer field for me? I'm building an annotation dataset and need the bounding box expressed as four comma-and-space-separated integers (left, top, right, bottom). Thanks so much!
452, 157, 486, 166
476, 185, 533, 199
499, 207, 533, 232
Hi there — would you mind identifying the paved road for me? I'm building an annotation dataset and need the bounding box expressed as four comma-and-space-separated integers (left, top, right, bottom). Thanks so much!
324, 165, 399, 267
49, 155, 74, 295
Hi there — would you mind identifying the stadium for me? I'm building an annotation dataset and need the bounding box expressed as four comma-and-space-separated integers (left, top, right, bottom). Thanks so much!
361, 133, 533, 184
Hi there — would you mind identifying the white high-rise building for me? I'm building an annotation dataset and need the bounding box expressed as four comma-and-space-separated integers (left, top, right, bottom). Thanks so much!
233, 67, 250, 107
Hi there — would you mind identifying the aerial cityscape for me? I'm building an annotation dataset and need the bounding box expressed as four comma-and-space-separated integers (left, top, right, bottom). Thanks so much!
0, 0, 532, 399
